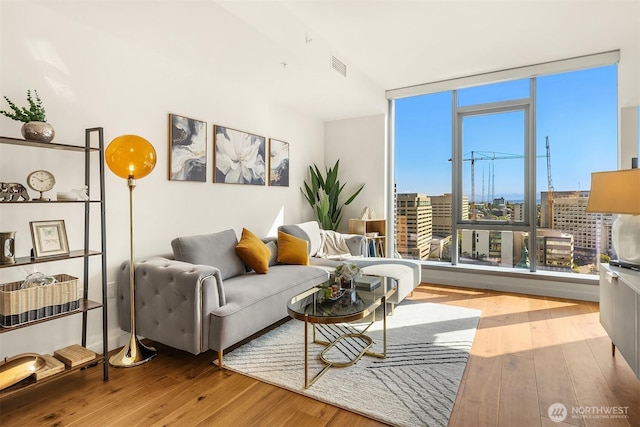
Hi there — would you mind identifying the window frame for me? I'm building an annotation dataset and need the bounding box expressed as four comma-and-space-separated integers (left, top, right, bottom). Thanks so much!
451, 85, 537, 269
387, 51, 621, 278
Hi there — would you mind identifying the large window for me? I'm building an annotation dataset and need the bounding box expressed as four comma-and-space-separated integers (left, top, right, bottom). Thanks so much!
394, 62, 618, 275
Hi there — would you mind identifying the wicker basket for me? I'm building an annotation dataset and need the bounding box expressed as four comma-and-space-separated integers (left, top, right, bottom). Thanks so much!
0, 274, 80, 327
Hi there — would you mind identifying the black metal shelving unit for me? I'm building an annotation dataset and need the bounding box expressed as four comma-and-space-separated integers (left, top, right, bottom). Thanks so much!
0, 128, 109, 396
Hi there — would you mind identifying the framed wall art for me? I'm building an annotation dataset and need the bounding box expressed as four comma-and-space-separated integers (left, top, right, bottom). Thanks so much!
29, 220, 70, 258
214, 125, 266, 185
169, 114, 207, 182
269, 138, 289, 187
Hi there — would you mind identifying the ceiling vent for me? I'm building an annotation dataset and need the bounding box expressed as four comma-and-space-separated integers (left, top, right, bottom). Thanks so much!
331, 54, 347, 77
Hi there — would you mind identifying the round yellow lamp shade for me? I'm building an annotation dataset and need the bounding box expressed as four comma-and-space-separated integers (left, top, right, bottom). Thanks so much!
105, 135, 157, 179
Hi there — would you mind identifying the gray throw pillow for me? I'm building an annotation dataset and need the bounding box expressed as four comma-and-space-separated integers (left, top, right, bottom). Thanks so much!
278, 221, 321, 256
171, 229, 245, 280
265, 241, 278, 266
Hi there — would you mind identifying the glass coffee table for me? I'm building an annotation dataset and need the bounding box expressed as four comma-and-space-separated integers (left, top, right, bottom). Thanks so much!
287, 275, 397, 388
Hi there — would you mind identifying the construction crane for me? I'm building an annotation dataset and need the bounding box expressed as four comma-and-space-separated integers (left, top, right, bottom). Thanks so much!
464, 151, 523, 219
462, 146, 553, 220
545, 136, 554, 229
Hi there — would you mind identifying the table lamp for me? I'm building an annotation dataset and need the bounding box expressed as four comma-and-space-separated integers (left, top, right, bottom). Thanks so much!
105, 134, 158, 367
586, 160, 640, 269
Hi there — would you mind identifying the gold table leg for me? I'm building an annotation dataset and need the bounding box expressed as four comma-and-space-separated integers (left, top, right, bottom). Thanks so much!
303, 296, 389, 389
364, 295, 388, 359
305, 318, 332, 389
304, 315, 308, 388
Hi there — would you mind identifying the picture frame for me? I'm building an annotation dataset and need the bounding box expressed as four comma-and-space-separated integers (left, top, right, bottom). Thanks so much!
213, 125, 266, 185
269, 138, 289, 187
168, 113, 207, 182
29, 220, 70, 258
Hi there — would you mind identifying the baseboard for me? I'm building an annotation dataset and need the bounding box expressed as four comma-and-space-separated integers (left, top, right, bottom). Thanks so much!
85, 330, 129, 355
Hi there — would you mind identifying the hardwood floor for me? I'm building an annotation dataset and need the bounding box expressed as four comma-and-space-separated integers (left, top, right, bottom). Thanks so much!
1, 284, 638, 426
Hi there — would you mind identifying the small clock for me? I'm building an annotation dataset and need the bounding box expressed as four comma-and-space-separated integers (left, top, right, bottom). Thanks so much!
27, 169, 56, 201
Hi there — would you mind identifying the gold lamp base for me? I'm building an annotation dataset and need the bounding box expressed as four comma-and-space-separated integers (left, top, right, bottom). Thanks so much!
109, 333, 157, 368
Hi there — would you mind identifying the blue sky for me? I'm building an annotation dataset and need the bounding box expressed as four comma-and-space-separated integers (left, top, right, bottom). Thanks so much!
395, 65, 618, 202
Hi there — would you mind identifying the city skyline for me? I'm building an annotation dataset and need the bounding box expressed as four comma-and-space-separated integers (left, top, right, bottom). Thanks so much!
394, 189, 611, 274
395, 65, 618, 202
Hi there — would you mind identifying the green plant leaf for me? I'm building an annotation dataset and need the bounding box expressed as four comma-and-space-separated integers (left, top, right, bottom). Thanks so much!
325, 161, 338, 190
345, 184, 365, 205
301, 184, 314, 206
300, 159, 365, 230
316, 194, 331, 228
313, 164, 325, 189
0, 89, 46, 123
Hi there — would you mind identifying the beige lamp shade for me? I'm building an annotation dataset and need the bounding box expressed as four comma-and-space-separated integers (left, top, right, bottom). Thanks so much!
587, 168, 640, 266
585, 169, 640, 215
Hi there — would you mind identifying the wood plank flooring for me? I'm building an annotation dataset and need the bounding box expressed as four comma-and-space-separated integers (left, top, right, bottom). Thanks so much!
1, 284, 638, 426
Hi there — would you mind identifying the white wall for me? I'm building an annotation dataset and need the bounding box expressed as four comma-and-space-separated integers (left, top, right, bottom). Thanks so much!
0, 1, 326, 357
324, 114, 387, 234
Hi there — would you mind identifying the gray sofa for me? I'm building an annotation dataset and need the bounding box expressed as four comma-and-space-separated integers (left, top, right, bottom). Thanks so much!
116, 222, 421, 366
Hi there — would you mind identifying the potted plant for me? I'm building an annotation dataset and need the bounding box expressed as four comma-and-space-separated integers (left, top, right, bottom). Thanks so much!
334, 261, 363, 289
0, 90, 55, 142
301, 159, 364, 231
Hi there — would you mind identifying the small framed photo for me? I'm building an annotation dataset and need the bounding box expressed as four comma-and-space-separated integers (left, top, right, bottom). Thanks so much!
30, 220, 70, 258
269, 138, 289, 187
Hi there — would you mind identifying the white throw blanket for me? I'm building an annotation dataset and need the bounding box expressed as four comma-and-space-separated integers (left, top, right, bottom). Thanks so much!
317, 230, 352, 259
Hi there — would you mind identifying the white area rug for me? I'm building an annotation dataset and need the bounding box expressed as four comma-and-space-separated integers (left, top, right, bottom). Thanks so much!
223, 301, 481, 427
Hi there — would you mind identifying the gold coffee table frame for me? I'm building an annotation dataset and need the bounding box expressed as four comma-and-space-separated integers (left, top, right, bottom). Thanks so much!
287, 277, 396, 389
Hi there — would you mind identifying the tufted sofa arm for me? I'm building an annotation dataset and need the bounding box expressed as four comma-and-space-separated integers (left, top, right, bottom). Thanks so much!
116, 256, 225, 355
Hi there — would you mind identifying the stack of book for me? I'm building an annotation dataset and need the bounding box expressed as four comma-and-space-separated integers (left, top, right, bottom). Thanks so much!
355, 275, 381, 291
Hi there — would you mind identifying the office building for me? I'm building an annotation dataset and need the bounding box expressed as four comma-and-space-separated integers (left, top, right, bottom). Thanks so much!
396, 193, 432, 260
430, 193, 469, 237
541, 190, 613, 255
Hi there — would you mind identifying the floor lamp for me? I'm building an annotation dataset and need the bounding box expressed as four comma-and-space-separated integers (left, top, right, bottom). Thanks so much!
106, 134, 158, 367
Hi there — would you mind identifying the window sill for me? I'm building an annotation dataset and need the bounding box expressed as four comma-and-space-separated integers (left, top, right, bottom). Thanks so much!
416, 260, 599, 301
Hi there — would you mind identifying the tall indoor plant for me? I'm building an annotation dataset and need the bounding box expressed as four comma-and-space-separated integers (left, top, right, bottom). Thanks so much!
301, 159, 365, 230
0, 89, 54, 142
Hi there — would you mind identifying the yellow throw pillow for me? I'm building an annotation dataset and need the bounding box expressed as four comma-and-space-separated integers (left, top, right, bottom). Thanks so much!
235, 228, 271, 274
277, 231, 309, 265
